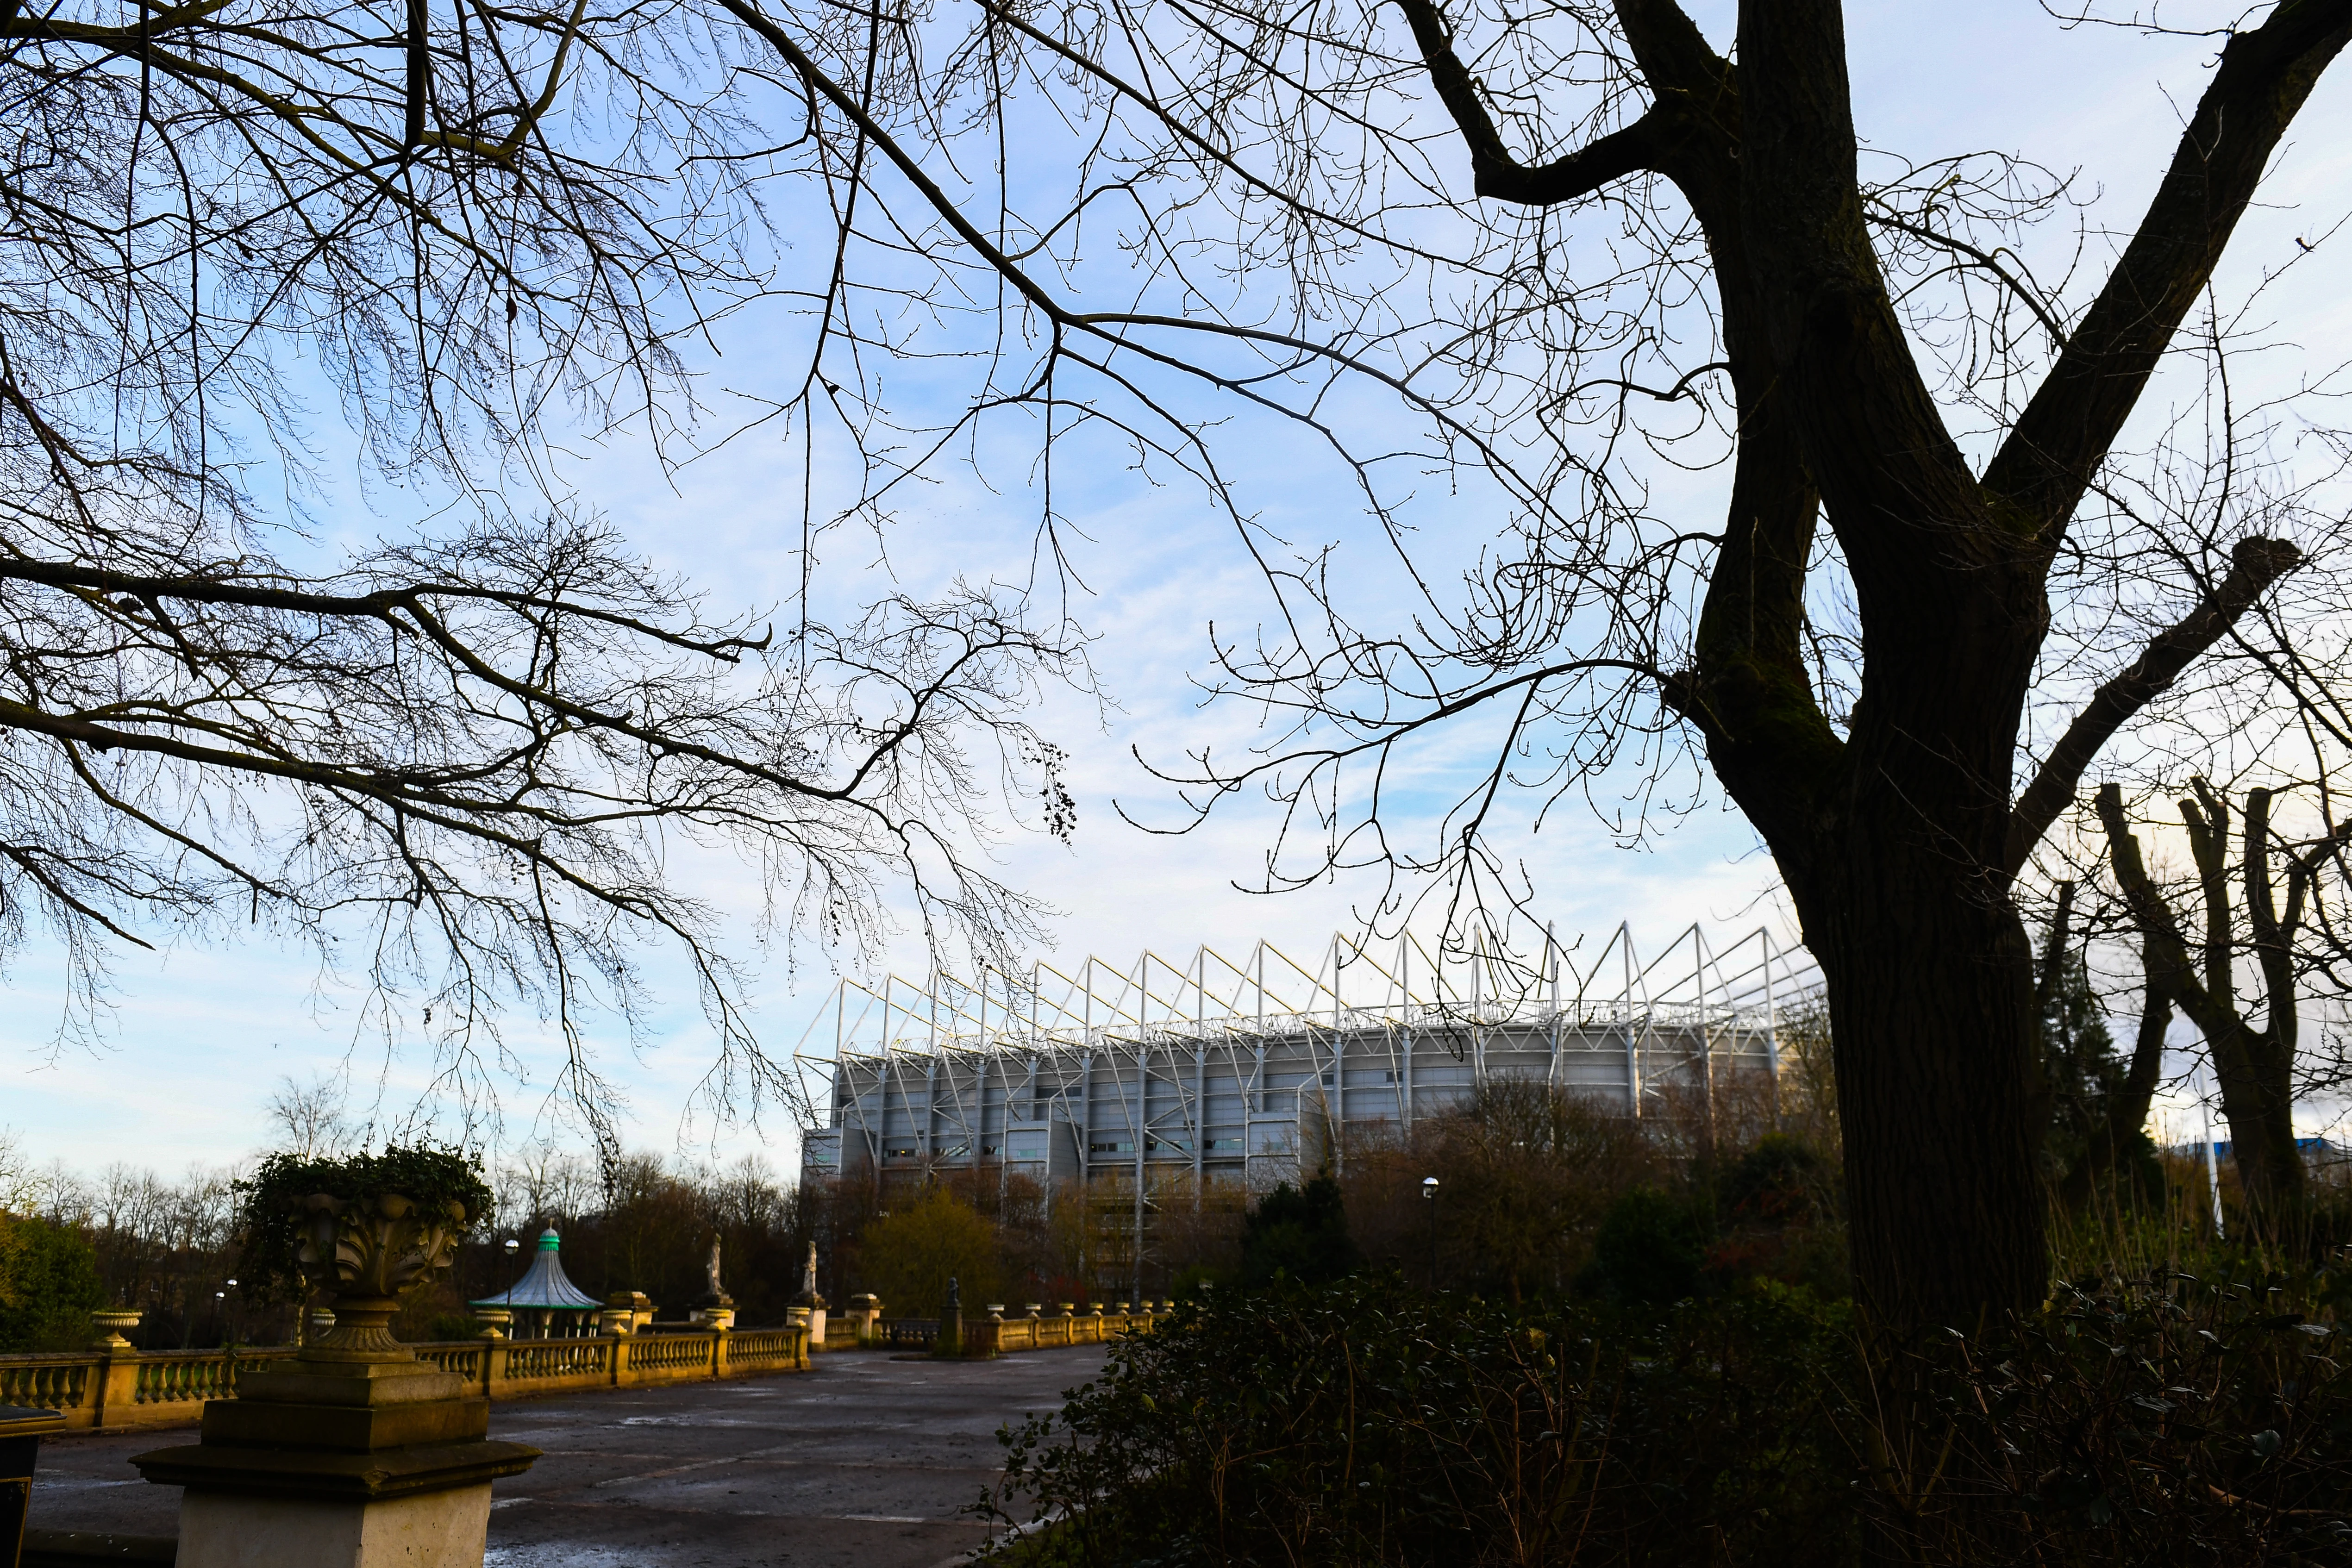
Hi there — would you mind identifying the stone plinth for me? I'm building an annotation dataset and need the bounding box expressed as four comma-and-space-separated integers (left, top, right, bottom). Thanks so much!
843, 1294, 882, 1346
132, 1305, 538, 1568
174, 1485, 492, 1568
786, 1305, 828, 1347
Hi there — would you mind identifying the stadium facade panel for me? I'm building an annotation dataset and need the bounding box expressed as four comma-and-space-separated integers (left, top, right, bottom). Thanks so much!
795, 925, 1812, 1193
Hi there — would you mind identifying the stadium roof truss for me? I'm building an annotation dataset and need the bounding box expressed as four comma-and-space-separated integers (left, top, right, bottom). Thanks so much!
789, 923, 1820, 1192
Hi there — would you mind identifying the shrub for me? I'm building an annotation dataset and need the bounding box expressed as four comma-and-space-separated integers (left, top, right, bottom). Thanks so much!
1583, 1185, 1711, 1304
1237, 1175, 1359, 1287
978, 1268, 2352, 1567
1862, 1268, 2352, 1562
981, 1274, 1857, 1568
855, 1184, 1000, 1316
421, 1312, 487, 1341
0, 1211, 107, 1352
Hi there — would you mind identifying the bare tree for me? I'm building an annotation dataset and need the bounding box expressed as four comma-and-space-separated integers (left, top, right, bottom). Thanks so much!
2096, 776, 2352, 1220
667, 0, 2352, 1324
495, 1141, 601, 1236
0, 0, 1088, 1137
0, 1128, 39, 1214
1422, 1080, 1657, 1304
264, 1073, 357, 1160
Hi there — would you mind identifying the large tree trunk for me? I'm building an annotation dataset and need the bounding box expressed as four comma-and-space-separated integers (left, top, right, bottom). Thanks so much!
2208, 1025, 2306, 1222
1782, 811, 2047, 1325
1397, 0, 2350, 1327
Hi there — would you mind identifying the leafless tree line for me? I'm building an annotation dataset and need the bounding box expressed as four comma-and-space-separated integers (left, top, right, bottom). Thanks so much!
0, 1085, 819, 1343
14, 1153, 247, 1346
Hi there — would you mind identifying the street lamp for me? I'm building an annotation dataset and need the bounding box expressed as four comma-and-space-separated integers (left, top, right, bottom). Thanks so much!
1421, 1177, 1440, 1293
503, 1238, 522, 1337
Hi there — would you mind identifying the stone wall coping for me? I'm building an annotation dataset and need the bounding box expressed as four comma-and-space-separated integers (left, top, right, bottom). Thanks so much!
129, 1437, 544, 1501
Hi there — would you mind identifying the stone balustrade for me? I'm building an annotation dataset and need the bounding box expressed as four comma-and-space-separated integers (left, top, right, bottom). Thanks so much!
868, 1302, 1165, 1356
0, 1323, 810, 1433
0, 1299, 1153, 1433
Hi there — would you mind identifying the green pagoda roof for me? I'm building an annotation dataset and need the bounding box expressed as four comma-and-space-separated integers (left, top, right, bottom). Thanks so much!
472, 1227, 601, 1311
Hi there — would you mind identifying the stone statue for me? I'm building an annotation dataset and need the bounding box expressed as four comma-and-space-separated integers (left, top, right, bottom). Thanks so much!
697, 1235, 732, 1310
797, 1240, 823, 1307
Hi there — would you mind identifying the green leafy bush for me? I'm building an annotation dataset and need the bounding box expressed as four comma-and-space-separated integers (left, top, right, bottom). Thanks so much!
0, 1211, 107, 1352
1866, 1268, 2352, 1562
1583, 1185, 1711, 1303
979, 1268, 2352, 1567
981, 1273, 1857, 1567
1237, 1175, 1360, 1287
231, 1144, 493, 1304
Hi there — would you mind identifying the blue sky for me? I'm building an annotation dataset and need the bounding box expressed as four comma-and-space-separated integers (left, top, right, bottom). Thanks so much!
5, 2, 2349, 1174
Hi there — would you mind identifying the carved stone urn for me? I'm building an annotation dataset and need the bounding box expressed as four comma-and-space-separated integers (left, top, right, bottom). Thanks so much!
294, 1191, 469, 1363
131, 1176, 540, 1568
90, 1309, 143, 1350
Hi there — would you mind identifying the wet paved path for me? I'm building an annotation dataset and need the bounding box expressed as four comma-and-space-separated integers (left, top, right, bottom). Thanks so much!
30, 1348, 1107, 1568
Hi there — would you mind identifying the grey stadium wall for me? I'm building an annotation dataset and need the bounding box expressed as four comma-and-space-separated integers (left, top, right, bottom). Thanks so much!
794, 923, 1817, 1194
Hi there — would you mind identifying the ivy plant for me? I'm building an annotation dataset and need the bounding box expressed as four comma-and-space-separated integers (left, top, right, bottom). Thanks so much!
232, 1144, 493, 1305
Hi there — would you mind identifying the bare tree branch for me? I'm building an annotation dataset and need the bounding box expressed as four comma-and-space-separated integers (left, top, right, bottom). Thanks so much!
2006, 535, 2302, 873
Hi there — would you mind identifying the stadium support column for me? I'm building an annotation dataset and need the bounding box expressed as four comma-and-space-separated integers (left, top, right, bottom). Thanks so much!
1079, 959, 1095, 1188
1546, 923, 1561, 1087
1134, 1035, 1147, 1307
1696, 929, 1717, 1159
1622, 925, 1641, 1118
1193, 949, 1207, 1199
1330, 934, 1345, 1178
1470, 937, 1485, 1087
1251, 944, 1269, 1189
1400, 935, 1415, 1140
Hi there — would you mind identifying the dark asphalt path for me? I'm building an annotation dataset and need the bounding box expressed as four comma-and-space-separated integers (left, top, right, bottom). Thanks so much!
29, 1347, 1107, 1568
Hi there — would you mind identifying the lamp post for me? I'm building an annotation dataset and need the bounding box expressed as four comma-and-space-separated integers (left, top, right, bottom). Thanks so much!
503, 1237, 520, 1337
1421, 1177, 1440, 1293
